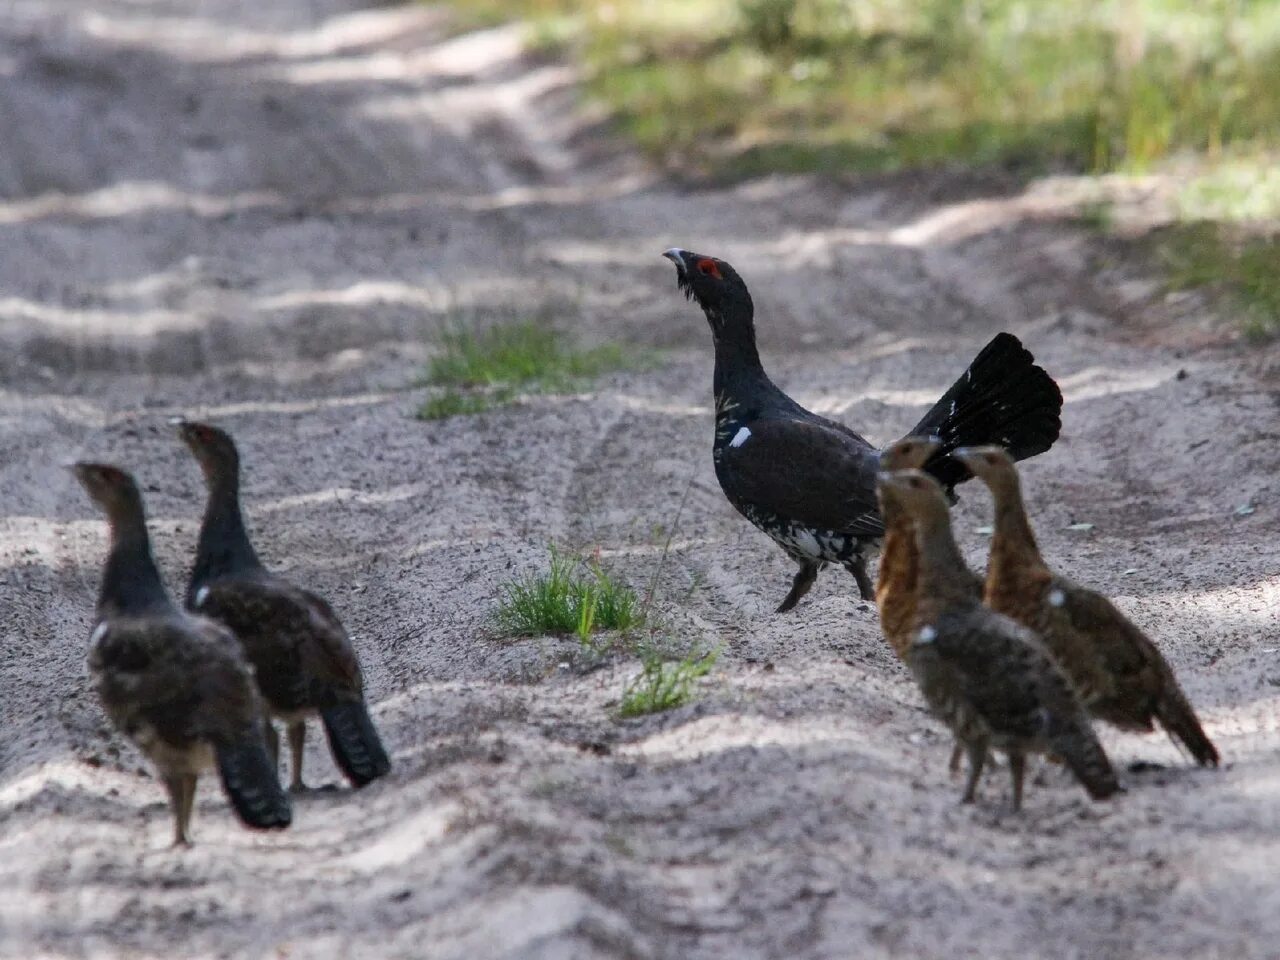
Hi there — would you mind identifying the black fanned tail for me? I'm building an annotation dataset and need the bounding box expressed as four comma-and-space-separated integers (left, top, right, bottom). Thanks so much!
215, 739, 293, 830
321, 701, 391, 788
910, 333, 1063, 492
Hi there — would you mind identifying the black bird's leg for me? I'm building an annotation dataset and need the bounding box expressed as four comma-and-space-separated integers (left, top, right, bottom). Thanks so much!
287, 721, 307, 792
776, 562, 820, 613
844, 554, 875, 601
264, 719, 279, 772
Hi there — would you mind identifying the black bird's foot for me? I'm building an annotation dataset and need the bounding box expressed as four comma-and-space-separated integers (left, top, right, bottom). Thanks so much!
776, 562, 820, 613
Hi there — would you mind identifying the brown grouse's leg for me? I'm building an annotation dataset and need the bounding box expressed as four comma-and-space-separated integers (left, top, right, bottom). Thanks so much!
948, 742, 964, 775
1008, 751, 1027, 812
845, 556, 875, 601
961, 740, 988, 804
777, 562, 820, 613
179, 774, 198, 842
164, 775, 191, 847
287, 721, 307, 791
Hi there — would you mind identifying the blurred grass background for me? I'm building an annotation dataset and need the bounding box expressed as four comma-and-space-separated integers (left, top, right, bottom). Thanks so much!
447, 0, 1280, 338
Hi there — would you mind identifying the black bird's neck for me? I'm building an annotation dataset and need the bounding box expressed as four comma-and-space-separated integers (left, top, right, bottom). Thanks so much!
190, 475, 262, 597
98, 515, 171, 618
709, 306, 788, 431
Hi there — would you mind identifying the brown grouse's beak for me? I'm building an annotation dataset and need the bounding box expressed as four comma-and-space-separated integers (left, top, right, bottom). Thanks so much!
951, 447, 997, 477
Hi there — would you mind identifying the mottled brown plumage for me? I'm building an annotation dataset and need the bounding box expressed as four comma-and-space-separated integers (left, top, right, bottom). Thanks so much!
954, 446, 1219, 767
877, 437, 954, 657
876, 438, 983, 774
73, 463, 291, 845
884, 469, 1120, 809
177, 421, 391, 789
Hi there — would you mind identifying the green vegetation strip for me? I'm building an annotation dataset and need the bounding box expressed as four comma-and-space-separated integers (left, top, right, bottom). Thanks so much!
447, 0, 1280, 178
1154, 223, 1280, 341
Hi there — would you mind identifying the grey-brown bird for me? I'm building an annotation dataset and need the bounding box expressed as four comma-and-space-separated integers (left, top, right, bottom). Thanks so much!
877, 436, 959, 658
953, 446, 1219, 767
73, 463, 291, 845
882, 469, 1120, 810
876, 437, 982, 774
175, 420, 390, 790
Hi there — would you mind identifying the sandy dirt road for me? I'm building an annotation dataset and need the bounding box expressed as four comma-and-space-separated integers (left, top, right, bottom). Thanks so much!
1, 2, 1278, 958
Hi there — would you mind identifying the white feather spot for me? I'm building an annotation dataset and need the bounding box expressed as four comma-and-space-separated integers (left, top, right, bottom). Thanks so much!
794, 529, 822, 559
89, 621, 109, 645
917, 625, 938, 644
194, 585, 210, 607
729, 426, 751, 448
1048, 588, 1066, 608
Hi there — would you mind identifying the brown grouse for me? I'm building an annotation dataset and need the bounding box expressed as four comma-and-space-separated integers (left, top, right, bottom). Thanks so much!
876, 437, 979, 774
176, 420, 391, 790
72, 463, 291, 845
664, 248, 1063, 612
953, 445, 1219, 767
881, 469, 1120, 810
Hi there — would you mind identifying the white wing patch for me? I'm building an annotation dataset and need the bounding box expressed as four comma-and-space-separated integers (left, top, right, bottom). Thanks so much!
729, 426, 752, 448
794, 528, 822, 559
194, 585, 210, 607
1048, 588, 1066, 608
89, 621, 109, 645
917, 625, 938, 644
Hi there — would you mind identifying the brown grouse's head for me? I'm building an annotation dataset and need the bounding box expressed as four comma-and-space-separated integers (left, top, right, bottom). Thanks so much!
952, 446, 1017, 489
173, 419, 240, 484
878, 469, 950, 524
880, 436, 943, 472
71, 462, 145, 521
662, 248, 754, 336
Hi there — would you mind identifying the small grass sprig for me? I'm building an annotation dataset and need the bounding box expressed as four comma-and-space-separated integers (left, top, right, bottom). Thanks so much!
618, 648, 718, 719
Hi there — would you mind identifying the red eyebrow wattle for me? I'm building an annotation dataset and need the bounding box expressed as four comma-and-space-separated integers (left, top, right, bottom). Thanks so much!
696, 258, 722, 279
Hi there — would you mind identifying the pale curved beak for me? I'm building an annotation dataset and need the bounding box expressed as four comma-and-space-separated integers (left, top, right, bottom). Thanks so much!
662, 248, 687, 272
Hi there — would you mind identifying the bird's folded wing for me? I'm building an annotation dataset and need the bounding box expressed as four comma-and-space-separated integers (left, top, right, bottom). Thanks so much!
717, 418, 885, 537
1058, 582, 1166, 689
204, 577, 362, 696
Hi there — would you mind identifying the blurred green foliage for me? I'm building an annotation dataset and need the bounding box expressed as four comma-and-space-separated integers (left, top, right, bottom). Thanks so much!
1154, 223, 1280, 340
416, 318, 636, 419
449, 0, 1280, 178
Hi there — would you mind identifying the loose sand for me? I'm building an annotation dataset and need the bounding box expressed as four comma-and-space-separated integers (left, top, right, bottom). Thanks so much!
1, 2, 1278, 958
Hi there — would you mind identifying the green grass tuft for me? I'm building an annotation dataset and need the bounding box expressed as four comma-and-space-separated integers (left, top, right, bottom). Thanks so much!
418, 318, 637, 419
496, 550, 642, 640
415, 388, 510, 421
618, 648, 717, 718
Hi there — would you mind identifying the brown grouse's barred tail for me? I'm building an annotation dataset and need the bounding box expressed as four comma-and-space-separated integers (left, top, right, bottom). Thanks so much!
1048, 715, 1122, 801
321, 702, 391, 788
1156, 682, 1220, 767
215, 739, 293, 829
910, 333, 1063, 493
